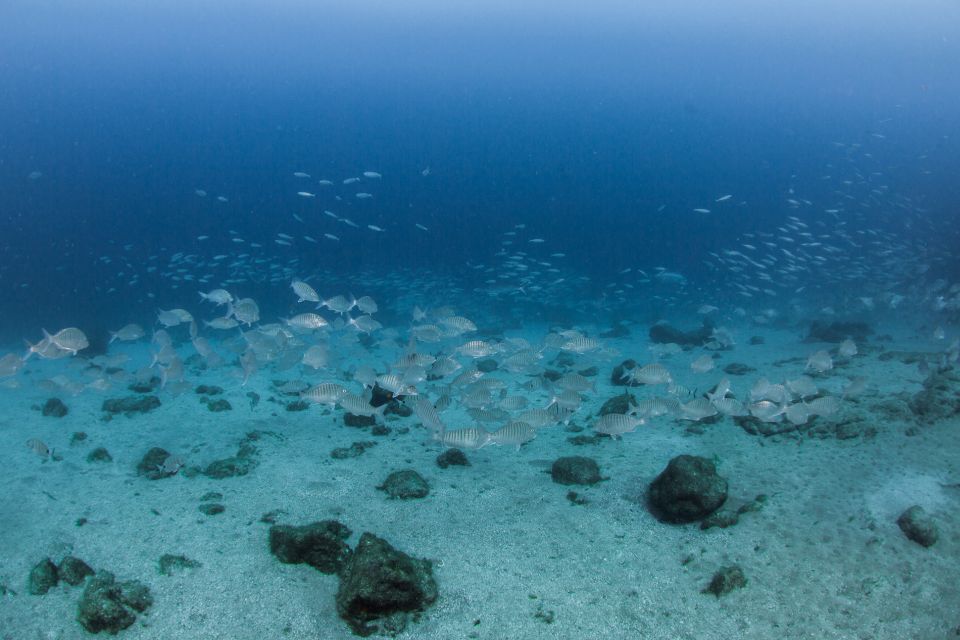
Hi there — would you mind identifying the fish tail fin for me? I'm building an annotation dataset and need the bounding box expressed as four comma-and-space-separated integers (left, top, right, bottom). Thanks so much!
22, 339, 36, 361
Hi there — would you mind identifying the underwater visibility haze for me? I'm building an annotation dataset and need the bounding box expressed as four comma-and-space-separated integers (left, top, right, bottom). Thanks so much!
1, 0, 959, 638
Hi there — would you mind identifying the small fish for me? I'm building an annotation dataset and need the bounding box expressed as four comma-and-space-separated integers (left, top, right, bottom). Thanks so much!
593, 413, 644, 438
362, 171, 382, 179
715, 194, 733, 202
109, 323, 145, 343
805, 350, 834, 373
293, 171, 311, 178
26, 438, 51, 457
324, 233, 340, 241
291, 280, 321, 303
297, 191, 316, 198
415, 223, 429, 232
301, 382, 348, 405
489, 421, 537, 449
356, 192, 374, 199
693, 208, 712, 214
837, 339, 858, 358
436, 427, 490, 450
367, 224, 385, 232
199, 289, 233, 305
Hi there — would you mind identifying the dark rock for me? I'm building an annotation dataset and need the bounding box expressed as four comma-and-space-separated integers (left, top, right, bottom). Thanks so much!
649, 320, 713, 346
552, 352, 576, 368
648, 455, 728, 523
578, 366, 599, 377
332, 442, 377, 459
70, 431, 88, 445
203, 456, 255, 479
198, 503, 225, 516
566, 491, 589, 505
734, 415, 797, 437
137, 447, 175, 480
476, 358, 499, 373
385, 400, 413, 418
436, 449, 470, 468
76, 571, 152, 634
58, 556, 94, 586
344, 413, 377, 428
542, 369, 563, 382
128, 377, 160, 393
806, 321, 872, 343
748, 336, 765, 345
285, 400, 310, 412
28, 558, 58, 595
195, 385, 223, 395
610, 360, 640, 387
158, 554, 201, 576
269, 520, 353, 574
702, 565, 747, 597
378, 470, 430, 499
336, 532, 438, 637
247, 391, 261, 408
600, 323, 630, 338
86, 447, 113, 463
260, 509, 285, 524
200, 491, 223, 501
897, 505, 938, 547
102, 395, 161, 417
205, 398, 232, 412
908, 370, 960, 424
722, 362, 756, 376
371, 425, 392, 437
599, 392, 636, 416
567, 434, 603, 446
42, 398, 69, 418
551, 456, 602, 486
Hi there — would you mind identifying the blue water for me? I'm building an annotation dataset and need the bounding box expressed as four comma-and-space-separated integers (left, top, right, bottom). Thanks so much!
1, 1, 959, 335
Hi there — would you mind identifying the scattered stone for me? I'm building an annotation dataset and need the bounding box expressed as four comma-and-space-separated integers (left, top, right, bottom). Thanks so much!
567, 434, 603, 446
195, 385, 223, 395
205, 398, 232, 412
384, 400, 413, 418
542, 369, 563, 382
748, 336, 765, 345
203, 455, 255, 479
648, 455, 728, 523
198, 503, 225, 516
551, 456, 603, 486
566, 491, 589, 506
378, 470, 430, 500
76, 571, 153, 634
436, 449, 470, 469
578, 366, 599, 377
70, 432, 88, 445
897, 505, 939, 547
599, 392, 636, 416
336, 532, 438, 637
269, 520, 353, 574
247, 391, 261, 408
158, 554, 201, 576
128, 377, 160, 393
200, 491, 223, 501
722, 362, 756, 376
649, 320, 713, 346
102, 395, 161, 417
28, 558, 58, 595
332, 442, 377, 459
86, 447, 113, 463
42, 397, 69, 418
371, 425, 392, 436
285, 400, 310, 412
806, 320, 872, 343
702, 565, 747, 597
58, 556, 94, 586
344, 413, 377, 428
137, 447, 176, 480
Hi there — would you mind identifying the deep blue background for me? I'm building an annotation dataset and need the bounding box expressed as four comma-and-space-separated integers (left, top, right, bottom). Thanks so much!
1, 1, 958, 339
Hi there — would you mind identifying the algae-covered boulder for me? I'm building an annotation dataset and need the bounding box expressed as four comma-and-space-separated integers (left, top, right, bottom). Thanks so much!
377, 470, 430, 500
551, 456, 603, 486
76, 571, 152, 634
648, 455, 727, 523
335, 532, 437, 637
269, 520, 352, 574
897, 505, 939, 547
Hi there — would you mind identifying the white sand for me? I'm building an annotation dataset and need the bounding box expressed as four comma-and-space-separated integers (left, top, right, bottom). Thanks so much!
1, 317, 957, 639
